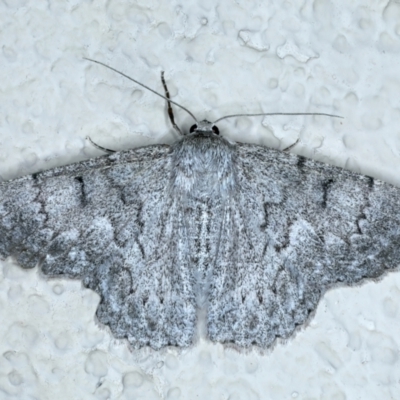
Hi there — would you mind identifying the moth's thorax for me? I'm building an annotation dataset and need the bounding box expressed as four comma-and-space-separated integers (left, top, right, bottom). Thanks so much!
170, 131, 237, 198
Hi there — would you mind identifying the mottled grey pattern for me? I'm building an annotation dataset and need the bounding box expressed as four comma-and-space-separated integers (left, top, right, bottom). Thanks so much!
1, 122, 400, 349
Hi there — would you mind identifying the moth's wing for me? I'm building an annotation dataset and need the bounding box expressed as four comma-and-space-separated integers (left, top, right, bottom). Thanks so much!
208, 143, 400, 347
0, 146, 196, 349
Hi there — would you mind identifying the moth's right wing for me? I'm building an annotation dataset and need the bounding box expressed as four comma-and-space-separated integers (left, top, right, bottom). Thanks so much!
0, 145, 196, 349
207, 142, 400, 348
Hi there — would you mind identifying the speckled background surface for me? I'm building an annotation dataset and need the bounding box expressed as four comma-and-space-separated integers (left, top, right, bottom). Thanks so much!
1, 1, 400, 399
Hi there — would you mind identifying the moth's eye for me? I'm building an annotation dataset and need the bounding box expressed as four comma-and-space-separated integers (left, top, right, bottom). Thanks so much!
190, 124, 198, 133
212, 125, 220, 135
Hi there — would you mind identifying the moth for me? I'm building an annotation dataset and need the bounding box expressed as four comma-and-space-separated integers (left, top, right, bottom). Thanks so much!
1, 59, 399, 350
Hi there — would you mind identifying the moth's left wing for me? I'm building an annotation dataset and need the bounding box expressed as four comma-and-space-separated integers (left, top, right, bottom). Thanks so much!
208, 143, 400, 348
0, 146, 196, 349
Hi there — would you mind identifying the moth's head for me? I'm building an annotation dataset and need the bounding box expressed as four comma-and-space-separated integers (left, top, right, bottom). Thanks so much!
189, 120, 220, 136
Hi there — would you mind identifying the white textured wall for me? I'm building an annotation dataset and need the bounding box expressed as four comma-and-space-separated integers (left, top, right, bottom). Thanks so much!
1, 1, 400, 398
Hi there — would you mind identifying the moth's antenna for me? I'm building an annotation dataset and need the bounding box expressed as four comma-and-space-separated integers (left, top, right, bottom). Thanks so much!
160, 71, 183, 136
84, 58, 198, 123
214, 112, 343, 124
